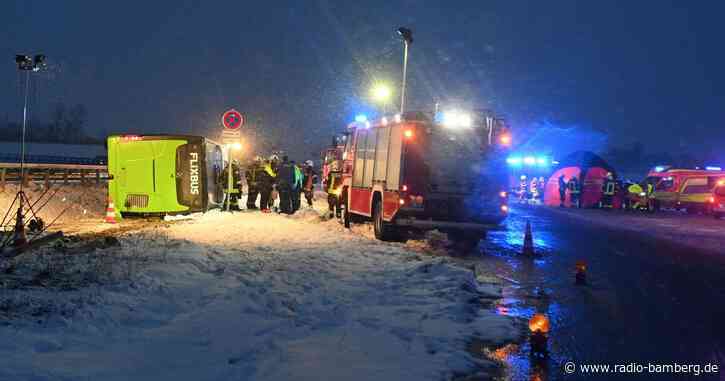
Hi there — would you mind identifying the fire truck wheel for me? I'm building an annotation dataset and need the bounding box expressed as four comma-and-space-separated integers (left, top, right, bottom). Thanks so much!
373, 199, 399, 241
447, 231, 482, 252
342, 195, 351, 228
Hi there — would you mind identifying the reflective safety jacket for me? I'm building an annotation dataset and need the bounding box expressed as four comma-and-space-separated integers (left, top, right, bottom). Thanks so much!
263, 163, 276, 178
603, 180, 616, 196
627, 183, 643, 195
293, 165, 303, 190
568, 178, 580, 194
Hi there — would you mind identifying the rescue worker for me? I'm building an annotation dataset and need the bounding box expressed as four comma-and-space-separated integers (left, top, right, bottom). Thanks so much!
258, 157, 277, 213
645, 181, 655, 212
291, 160, 304, 212
221, 160, 242, 210
600, 172, 616, 209
245, 156, 263, 210
276, 155, 296, 214
324, 158, 342, 218
269, 154, 282, 211
302, 160, 317, 208
537, 177, 546, 200
626, 182, 644, 210
567, 176, 581, 208
529, 177, 539, 202
558, 175, 567, 207
519, 175, 528, 203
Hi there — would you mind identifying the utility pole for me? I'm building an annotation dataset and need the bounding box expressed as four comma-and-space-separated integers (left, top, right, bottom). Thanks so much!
397, 28, 413, 115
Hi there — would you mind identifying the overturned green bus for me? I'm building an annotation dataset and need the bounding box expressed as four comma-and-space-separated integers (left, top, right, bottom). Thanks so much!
107, 135, 224, 217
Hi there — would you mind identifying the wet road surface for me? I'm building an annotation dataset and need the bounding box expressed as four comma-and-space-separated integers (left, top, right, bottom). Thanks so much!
470, 204, 725, 380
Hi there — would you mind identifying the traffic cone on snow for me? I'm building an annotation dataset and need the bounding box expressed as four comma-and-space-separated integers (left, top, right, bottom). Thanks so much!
12, 207, 27, 248
522, 220, 535, 256
105, 197, 117, 224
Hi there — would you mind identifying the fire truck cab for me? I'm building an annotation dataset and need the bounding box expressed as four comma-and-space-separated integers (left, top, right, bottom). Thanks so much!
339, 111, 510, 247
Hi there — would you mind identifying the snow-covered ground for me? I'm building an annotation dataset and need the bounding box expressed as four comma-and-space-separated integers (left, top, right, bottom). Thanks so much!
0, 197, 519, 380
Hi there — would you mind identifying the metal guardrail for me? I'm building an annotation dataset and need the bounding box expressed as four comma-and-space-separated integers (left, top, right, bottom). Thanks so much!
0, 162, 109, 188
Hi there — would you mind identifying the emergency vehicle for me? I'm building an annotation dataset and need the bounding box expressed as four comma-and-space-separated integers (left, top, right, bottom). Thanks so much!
646, 166, 725, 213
710, 179, 725, 219
338, 110, 510, 247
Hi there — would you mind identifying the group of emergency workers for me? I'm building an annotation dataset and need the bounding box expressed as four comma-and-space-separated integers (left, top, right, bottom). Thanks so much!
553, 172, 654, 210
518, 175, 546, 203
226, 154, 317, 215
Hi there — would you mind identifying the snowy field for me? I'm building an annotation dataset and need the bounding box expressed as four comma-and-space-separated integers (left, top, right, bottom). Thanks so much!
0, 197, 519, 380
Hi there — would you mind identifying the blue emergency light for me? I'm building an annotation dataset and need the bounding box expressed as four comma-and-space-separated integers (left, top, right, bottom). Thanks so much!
507, 155, 550, 167
706, 166, 722, 171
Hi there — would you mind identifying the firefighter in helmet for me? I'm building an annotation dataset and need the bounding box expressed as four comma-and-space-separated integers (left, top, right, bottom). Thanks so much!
600, 172, 616, 209
529, 177, 539, 202
221, 159, 242, 210
519, 175, 528, 203
568, 175, 581, 208
537, 177, 546, 200
558, 174, 567, 207
276, 155, 296, 214
302, 160, 317, 208
258, 155, 277, 213
245, 156, 263, 210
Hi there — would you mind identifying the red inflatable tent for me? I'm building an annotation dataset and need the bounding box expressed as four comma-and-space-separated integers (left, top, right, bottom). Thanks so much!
544, 151, 617, 208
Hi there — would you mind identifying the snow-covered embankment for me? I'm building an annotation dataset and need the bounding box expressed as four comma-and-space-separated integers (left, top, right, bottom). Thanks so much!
0, 205, 519, 380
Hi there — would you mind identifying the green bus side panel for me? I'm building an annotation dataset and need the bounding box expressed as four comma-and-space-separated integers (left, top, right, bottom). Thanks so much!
108, 137, 190, 214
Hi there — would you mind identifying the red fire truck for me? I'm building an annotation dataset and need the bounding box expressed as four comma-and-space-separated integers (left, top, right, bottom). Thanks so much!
338, 111, 511, 247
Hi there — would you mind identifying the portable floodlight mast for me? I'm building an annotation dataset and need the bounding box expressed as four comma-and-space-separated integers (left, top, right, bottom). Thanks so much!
9, 54, 46, 247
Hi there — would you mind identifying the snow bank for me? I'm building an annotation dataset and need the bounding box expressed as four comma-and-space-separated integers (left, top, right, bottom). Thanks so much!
0, 184, 106, 227
0, 201, 518, 381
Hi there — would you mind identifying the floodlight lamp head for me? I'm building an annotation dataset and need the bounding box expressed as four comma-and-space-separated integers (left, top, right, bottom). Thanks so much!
397, 27, 413, 44
15, 54, 33, 70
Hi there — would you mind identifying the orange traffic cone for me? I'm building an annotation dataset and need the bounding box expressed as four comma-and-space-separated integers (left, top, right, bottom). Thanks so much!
522, 220, 535, 256
105, 197, 117, 224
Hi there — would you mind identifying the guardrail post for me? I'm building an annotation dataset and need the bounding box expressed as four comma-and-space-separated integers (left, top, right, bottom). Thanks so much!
63, 169, 69, 185
0, 168, 5, 191
96, 169, 100, 185
80, 169, 86, 186
44, 169, 51, 188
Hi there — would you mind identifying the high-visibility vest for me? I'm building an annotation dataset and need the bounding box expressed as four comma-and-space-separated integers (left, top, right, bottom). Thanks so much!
263, 163, 276, 177
604, 181, 615, 195
569, 181, 580, 194
627, 184, 643, 194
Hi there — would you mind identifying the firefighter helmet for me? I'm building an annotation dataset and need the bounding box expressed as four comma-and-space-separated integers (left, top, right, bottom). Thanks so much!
520, 175, 527, 180
305, 160, 314, 167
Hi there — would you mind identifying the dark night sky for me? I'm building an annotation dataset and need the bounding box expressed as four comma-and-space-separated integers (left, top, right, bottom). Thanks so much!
2, 1, 724, 159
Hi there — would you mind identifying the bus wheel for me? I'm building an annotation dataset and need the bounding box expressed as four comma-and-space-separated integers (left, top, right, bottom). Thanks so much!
373, 200, 397, 241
